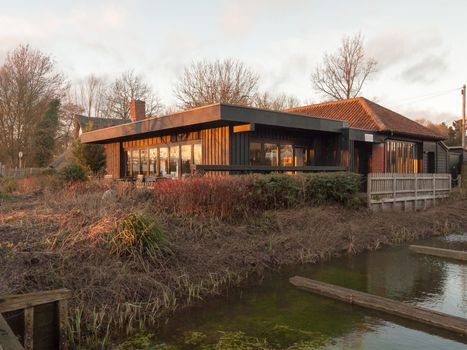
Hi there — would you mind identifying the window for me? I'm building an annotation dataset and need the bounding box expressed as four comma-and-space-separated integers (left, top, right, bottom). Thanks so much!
193, 144, 202, 165
169, 146, 180, 176
140, 149, 148, 175
125, 150, 131, 177
294, 147, 306, 166
159, 147, 168, 176
181, 144, 192, 175
264, 143, 278, 166
249, 142, 262, 165
280, 145, 294, 166
131, 150, 139, 175
385, 140, 418, 173
149, 148, 157, 175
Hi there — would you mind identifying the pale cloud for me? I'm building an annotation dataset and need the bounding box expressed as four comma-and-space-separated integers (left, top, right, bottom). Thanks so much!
401, 54, 448, 83
366, 29, 444, 70
402, 107, 457, 124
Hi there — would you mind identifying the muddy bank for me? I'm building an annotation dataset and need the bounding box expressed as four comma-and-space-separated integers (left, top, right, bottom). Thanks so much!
0, 182, 466, 348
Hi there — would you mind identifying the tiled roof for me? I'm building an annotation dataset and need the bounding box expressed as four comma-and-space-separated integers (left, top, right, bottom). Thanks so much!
75, 115, 128, 130
286, 97, 444, 140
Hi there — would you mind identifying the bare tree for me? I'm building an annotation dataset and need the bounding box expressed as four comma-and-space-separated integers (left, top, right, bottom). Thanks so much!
76, 75, 108, 118
253, 92, 300, 111
311, 33, 377, 100
57, 98, 83, 153
174, 59, 259, 109
0, 45, 65, 166
105, 70, 163, 120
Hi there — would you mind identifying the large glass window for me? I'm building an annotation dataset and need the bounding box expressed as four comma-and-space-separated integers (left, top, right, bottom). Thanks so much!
125, 150, 131, 177
294, 147, 306, 166
131, 150, 139, 175
181, 144, 192, 175
149, 148, 157, 175
169, 146, 180, 176
159, 147, 168, 176
280, 145, 294, 166
385, 140, 418, 173
140, 149, 148, 175
264, 143, 278, 166
249, 142, 262, 165
193, 144, 202, 165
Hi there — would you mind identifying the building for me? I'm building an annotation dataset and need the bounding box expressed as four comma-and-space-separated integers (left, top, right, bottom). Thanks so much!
79, 98, 446, 179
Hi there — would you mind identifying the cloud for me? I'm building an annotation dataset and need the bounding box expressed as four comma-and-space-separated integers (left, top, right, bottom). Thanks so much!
366, 30, 444, 70
401, 54, 448, 83
402, 107, 457, 124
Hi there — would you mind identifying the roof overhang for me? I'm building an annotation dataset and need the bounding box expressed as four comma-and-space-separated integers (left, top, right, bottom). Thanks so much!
80, 103, 348, 144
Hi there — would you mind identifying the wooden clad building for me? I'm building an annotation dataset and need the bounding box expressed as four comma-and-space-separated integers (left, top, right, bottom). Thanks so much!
79, 98, 446, 179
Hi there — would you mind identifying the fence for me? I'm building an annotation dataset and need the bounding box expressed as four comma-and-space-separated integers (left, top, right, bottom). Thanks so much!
367, 173, 451, 211
0, 289, 71, 350
0, 165, 45, 179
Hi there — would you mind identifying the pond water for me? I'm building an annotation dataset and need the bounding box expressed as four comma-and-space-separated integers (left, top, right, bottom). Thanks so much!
136, 234, 467, 349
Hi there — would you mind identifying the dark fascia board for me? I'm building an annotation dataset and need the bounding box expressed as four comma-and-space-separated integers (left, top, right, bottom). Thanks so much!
80, 104, 222, 143
80, 103, 347, 144
220, 104, 346, 133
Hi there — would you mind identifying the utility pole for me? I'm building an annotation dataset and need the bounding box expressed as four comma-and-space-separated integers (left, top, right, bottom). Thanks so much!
463, 84, 466, 150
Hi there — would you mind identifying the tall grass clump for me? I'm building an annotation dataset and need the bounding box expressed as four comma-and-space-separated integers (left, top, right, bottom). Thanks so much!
109, 212, 171, 257
0, 176, 17, 193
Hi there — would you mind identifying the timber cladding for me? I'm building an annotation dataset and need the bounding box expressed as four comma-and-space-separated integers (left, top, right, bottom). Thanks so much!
201, 127, 230, 175
104, 143, 121, 179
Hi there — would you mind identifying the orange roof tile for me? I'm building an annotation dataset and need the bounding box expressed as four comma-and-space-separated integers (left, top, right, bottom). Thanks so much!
286, 97, 444, 140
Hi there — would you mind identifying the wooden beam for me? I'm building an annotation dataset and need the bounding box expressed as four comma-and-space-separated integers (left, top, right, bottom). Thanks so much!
233, 124, 255, 133
409, 245, 467, 262
289, 276, 467, 336
0, 314, 24, 350
0, 289, 71, 314
195, 165, 347, 172
57, 300, 68, 350
23, 307, 33, 350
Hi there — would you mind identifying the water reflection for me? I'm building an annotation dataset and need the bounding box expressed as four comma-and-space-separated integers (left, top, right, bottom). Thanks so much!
148, 235, 467, 349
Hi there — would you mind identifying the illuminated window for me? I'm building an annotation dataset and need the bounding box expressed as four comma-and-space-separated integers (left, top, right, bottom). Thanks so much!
149, 148, 157, 175
193, 144, 202, 165
264, 143, 278, 166
181, 144, 192, 175
159, 147, 168, 176
280, 145, 294, 166
169, 146, 180, 176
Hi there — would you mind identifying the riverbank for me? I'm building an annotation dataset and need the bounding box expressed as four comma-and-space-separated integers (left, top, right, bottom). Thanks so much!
0, 178, 466, 348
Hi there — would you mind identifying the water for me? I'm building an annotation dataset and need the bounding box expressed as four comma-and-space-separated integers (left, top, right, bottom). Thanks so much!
142, 234, 467, 349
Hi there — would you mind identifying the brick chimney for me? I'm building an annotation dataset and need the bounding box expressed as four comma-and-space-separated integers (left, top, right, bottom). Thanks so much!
130, 99, 146, 122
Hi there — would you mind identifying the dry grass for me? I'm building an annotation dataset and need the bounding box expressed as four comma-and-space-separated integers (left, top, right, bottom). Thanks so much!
0, 178, 466, 348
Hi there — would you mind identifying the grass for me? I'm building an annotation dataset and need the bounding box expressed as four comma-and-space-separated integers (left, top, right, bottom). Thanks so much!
0, 175, 466, 348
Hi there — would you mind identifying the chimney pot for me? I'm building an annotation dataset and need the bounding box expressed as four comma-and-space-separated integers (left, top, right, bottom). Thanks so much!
130, 99, 146, 121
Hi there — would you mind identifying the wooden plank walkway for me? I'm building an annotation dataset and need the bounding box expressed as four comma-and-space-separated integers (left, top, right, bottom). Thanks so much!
409, 245, 467, 262
289, 276, 467, 336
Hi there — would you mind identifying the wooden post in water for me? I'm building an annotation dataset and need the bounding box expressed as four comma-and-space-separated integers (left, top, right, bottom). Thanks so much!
409, 245, 467, 262
289, 276, 467, 336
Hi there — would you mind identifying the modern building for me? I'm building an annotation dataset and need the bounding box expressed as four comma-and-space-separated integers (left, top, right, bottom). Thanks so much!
79, 98, 446, 179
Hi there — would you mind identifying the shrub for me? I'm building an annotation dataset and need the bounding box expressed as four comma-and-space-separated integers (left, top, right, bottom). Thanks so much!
110, 212, 171, 257
59, 163, 87, 182
301, 172, 361, 205
1, 176, 17, 194
151, 172, 361, 219
251, 173, 300, 209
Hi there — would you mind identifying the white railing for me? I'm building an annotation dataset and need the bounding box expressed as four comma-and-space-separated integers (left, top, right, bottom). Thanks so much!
367, 173, 451, 211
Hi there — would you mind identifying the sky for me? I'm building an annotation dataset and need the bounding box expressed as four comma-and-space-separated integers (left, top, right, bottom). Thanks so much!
0, 0, 465, 124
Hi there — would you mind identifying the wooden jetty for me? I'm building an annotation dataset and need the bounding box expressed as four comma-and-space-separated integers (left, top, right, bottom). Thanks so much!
289, 276, 467, 337
409, 245, 467, 262
0, 289, 71, 350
